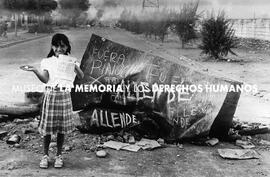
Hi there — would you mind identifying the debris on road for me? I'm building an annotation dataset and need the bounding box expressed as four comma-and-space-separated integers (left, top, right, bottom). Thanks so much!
135, 138, 161, 150
259, 140, 270, 146
6, 134, 21, 145
205, 138, 219, 146
103, 141, 129, 151
121, 144, 141, 152
96, 150, 107, 158
235, 140, 255, 149
157, 138, 165, 146
218, 148, 260, 160
128, 136, 136, 144
102, 138, 162, 152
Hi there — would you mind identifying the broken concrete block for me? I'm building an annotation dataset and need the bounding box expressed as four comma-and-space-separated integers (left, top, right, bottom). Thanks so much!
157, 138, 165, 145
106, 135, 114, 141
6, 134, 21, 145
128, 136, 136, 144
205, 138, 219, 146
123, 134, 129, 143
218, 149, 260, 159
236, 140, 250, 146
235, 140, 255, 149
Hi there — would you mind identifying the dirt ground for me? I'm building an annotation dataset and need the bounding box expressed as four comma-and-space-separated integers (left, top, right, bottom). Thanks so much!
0, 27, 270, 177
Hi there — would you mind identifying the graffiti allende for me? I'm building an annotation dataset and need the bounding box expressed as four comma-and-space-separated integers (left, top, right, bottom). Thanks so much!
80, 108, 139, 129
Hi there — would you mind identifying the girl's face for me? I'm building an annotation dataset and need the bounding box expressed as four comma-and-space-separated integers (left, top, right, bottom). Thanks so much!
52, 41, 68, 57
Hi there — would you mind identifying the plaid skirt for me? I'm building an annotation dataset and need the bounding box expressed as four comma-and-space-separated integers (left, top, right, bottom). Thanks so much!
38, 88, 75, 136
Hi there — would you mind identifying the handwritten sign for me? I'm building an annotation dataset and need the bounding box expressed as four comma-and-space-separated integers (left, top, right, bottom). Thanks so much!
78, 108, 140, 133
71, 34, 242, 139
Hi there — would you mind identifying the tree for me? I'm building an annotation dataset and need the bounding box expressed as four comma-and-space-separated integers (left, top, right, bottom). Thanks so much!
173, 1, 200, 48
58, 0, 90, 27
199, 12, 238, 60
2, 0, 57, 35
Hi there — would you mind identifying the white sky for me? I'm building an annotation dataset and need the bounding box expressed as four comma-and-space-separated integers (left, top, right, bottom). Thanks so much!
93, 0, 270, 19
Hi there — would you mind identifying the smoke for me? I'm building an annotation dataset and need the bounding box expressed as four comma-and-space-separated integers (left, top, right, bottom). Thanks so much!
87, 0, 123, 21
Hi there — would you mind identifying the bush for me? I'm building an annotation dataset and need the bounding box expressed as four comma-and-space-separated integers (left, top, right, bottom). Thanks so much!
118, 9, 173, 42
199, 12, 238, 59
172, 1, 200, 48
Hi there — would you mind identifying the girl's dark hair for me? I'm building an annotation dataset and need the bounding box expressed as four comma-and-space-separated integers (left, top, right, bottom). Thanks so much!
47, 33, 71, 58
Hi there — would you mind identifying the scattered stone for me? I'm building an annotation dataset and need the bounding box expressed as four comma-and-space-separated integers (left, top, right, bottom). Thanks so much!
96, 150, 107, 158
64, 146, 72, 151
90, 146, 97, 152
205, 138, 219, 146
83, 157, 92, 161
236, 139, 249, 146
177, 143, 183, 149
106, 135, 114, 141
29, 121, 39, 129
136, 138, 161, 150
0, 130, 8, 140
157, 138, 165, 145
6, 134, 21, 145
115, 136, 124, 143
7, 164, 15, 170
14, 143, 20, 148
123, 134, 129, 143
128, 136, 136, 144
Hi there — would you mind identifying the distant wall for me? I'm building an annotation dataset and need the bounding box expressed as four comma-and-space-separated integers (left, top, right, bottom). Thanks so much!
231, 18, 270, 41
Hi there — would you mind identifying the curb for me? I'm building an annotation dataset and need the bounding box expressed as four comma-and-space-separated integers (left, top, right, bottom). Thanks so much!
0, 33, 52, 49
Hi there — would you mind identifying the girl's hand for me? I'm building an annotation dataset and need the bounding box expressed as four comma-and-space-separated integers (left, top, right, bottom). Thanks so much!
20, 65, 37, 72
20, 65, 49, 83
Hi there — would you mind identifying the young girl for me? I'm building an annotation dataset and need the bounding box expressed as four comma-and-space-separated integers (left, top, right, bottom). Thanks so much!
27, 33, 84, 168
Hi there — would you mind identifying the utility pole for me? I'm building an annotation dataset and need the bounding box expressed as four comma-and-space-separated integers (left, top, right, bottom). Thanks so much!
142, 0, 159, 10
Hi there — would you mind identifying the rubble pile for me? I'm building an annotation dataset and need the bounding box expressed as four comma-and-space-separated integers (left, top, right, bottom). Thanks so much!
0, 117, 269, 157
229, 119, 270, 151
237, 37, 270, 51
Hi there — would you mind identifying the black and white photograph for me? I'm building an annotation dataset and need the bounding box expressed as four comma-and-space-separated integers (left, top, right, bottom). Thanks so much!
0, 0, 270, 176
